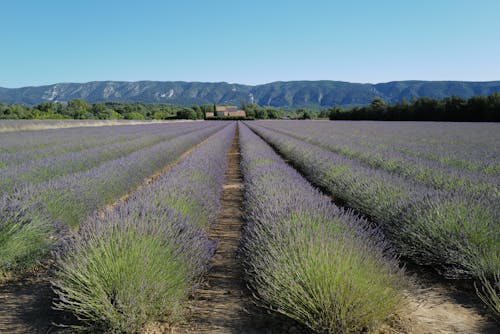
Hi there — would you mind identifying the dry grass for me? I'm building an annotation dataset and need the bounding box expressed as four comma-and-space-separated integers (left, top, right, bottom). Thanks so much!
0, 119, 196, 132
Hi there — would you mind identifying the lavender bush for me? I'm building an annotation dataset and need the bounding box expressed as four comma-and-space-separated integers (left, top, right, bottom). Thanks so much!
52, 123, 235, 332
0, 124, 204, 192
25, 123, 225, 227
477, 272, 500, 319
254, 121, 499, 198
0, 192, 55, 276
254, 121, 500, 175
0, 119, 167, 132
0, 122, 225, 276
246, 122, 500, 317
0, 122, 202, 169
239, 123, 406, 333
1, 122, 148, 154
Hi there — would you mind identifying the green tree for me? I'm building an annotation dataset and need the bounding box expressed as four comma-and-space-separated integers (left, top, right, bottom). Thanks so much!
328, 106, 343, 120
68, 98, 90, 119
191, 105, 204, 119
266, 107, 283, 119
37, 101, 55, 113
254, 108, 268, 119
176, 108, 197, 120
370, 97, 387, 111
153, 111, 172, 120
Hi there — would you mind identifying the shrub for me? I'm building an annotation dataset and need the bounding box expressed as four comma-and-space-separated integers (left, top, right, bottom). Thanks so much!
0, 193, 54, 276
398, 192, 500, 278
240, 123, 406, 333
52, 123, 235, 332
247, 122, 500, 280
52, 213, 206, 332
476, 272, 500, 319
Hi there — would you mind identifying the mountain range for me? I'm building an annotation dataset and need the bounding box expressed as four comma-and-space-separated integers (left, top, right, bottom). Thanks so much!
1, 80, 499, 108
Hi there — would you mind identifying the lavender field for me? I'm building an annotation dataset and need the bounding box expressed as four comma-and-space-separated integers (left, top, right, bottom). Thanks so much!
0, 119, 185, 132
0, 120, 499, 333
52, 123, 235, 331
239, 123, 406, 332
246, 120, 500, 325
0, 121, 226, 275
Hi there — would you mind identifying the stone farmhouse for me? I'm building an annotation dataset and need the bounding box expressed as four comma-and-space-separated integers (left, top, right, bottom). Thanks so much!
213, 105, 246, 117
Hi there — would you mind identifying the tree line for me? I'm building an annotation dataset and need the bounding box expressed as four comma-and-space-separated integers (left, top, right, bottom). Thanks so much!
327, 93, 500, 122
2, 93, 499, 121
0, 100, 283, 120
240, 103, 284, 119
0, 99, 216, 120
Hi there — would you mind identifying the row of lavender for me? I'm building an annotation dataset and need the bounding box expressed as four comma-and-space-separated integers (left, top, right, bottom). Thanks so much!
239, 123, 406, 333
0, 123, 205, 192
0, 122, 203, 170
253, 121, 499, 197
52, 123, 235, 332
0, 122, 226, 276
0, 119, 166, 132
246, 121, 500, 317
1, 122, 170, 156
256, 121, 499, 175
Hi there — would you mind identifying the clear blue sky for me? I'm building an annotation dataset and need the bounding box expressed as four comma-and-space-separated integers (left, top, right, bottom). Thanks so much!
1, 0, 499, 87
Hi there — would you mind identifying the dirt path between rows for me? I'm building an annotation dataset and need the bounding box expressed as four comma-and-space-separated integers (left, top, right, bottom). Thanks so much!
0, 266, 68, 333
168, 125, 256, 333
163, 124, 308, 334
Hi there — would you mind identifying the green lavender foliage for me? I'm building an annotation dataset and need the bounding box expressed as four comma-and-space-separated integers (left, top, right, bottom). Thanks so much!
0, 194, 54, 276
246, 121, 500, 319
52, 124, 235, 332
240, 123, 406, 333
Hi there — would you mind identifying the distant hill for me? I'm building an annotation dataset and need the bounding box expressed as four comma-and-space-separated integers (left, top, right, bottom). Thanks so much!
1, 80, 499, 108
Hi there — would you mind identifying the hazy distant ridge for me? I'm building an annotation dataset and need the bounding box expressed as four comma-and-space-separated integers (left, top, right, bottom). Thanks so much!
1, 80, 499, 107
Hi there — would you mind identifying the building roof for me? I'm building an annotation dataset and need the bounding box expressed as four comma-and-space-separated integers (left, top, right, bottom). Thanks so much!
215, 105, 238, 112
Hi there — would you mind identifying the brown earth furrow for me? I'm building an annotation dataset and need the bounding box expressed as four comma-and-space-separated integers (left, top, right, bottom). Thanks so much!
167, 125, 257, 333
0, 271, 63, 333
165, 124, 307, 334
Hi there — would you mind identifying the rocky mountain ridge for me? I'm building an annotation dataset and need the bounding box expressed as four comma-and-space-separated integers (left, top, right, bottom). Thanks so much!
1, 80, 499, 107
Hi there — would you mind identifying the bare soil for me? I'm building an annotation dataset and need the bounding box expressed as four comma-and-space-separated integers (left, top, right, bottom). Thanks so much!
390, 269, 499, 334
167, 126, 256, 333
159, 125, 308, 334
0, 267, 65, 333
